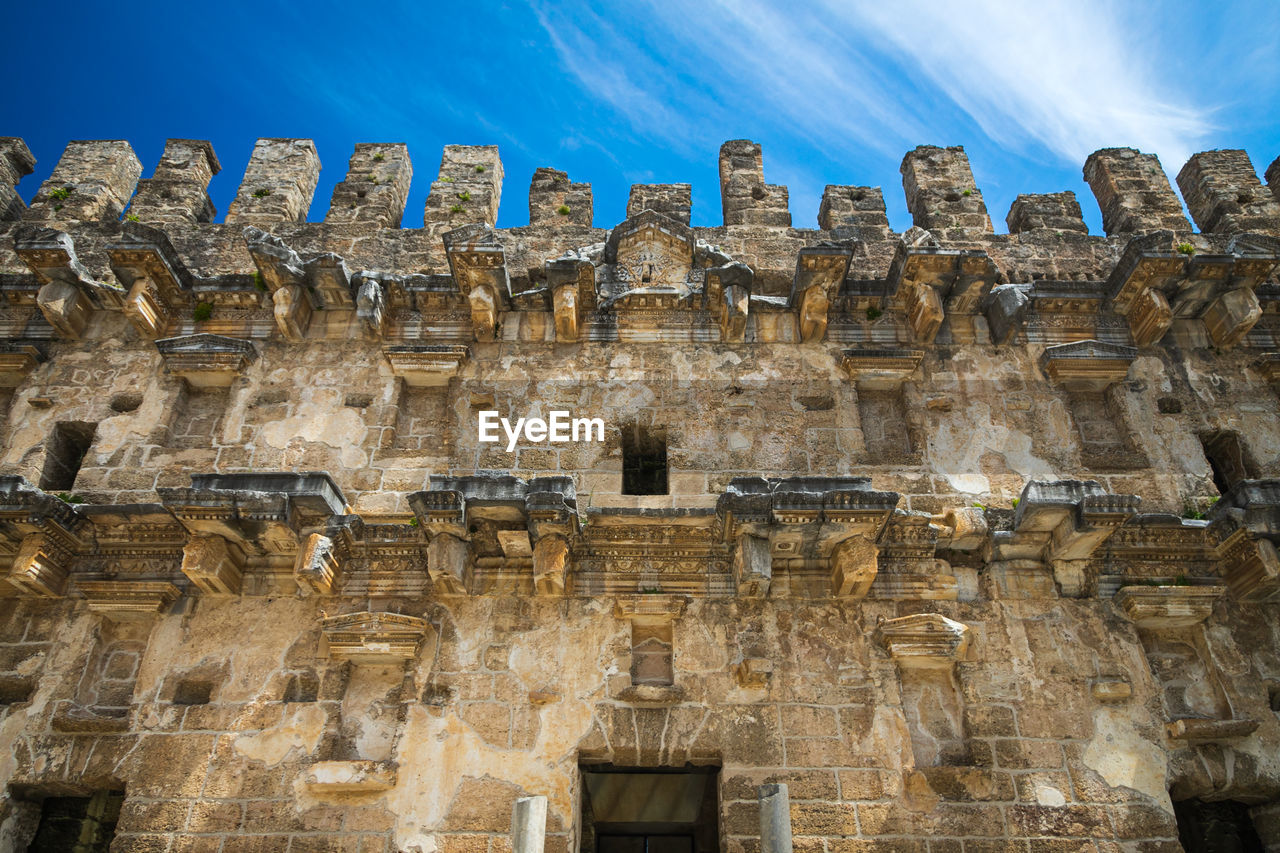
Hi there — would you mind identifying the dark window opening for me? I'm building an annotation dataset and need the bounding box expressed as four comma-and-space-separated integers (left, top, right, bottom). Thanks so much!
172, 679, 213, 706
28, 789, 124, 853
38, 422, 96, 492
283, 671, 319, 703
1269, 684, 1280, 714
1200, 431, 1256, 495
1174, 798, 1264, 853
0, 676, 34, 705
580, 765, 719, 853
622, 425, 667, 496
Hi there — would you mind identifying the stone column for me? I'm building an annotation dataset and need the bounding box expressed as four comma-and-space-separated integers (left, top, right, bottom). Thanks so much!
512, 795, 547, 853
759, 783, 793, 853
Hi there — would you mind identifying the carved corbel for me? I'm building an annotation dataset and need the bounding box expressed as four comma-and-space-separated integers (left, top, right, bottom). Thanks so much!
931, 506, 989, 551
1107, 233, 1183, 346
108, 224, 195, 337
425, 533, 468, 594
444, 225, 510, 342
829, 535, 877, 598
36, 280, 92, 339
532, 535, 569, 595
15, 227, 121, 338
7, 532, 73, 597
1207, 479, 1280, 602
790, 246, 851, 343
273, 283, 313, 341
355, 275, 386, 336
706, 262, 753, 343
1203, 287, 1261, 349
294, 532, 340, 595
0, 343, 44, 388
180, 534, 245, 595
546, 257, 595, 343
732, 533, 770, 598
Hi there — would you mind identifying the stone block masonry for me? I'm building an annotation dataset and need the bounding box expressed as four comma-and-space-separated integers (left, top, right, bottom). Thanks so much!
0, 133, 1277, 852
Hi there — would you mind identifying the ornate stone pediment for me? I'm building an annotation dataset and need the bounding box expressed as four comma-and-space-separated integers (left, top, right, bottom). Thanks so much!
320, 611, 431, 662
873, 613, 971, 669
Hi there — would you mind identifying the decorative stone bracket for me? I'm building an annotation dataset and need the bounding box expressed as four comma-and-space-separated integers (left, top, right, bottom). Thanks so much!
1107, 231, 1280, 347
444, 224, 511, 341
705, 261, 753, 342
74, 580, 181, 622
789, 245, 851, 343
1207, 478, 1280, 602
107, 223, 196, 337
244, 227, 359, 341
1039, 340, 1138, 392
159, 472, 354, 596
0, 342, 44, 387
993, 480, 1140, 597
1113, 584, 1226, 629
13, 226, 124, 339
383, 344, 469, 387
545, 256, 596, 342
886, 231, 998, 344
155, 334, 257, 388
0, 476, 92, 597
716, 476, 900, 599
408, 475, 579, 595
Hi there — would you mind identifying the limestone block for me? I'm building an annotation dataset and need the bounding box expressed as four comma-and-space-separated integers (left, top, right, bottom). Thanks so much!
512, 795, 547, 853
532, 535, 569, 595
26, 140, 142, 221
733, 533, 771, 598
326, 143, 413, 227
818, 185, 891, 237
901, 145, 992, 233
720, 140, 790, 227
295, 532, 340, 595
830, 535, 877, 598
1177, 149, 1280, 234
529, 167, 592, 226
423, 145, 503, 228
7, 532, 72, 597
273, 283, 313, 341
1126, 285, 1173, 346
155, 334, 257, 388
181, 534, 245, 595
1203, 286, 1262, 349
427, 533, 469, 594
626, 183, 692, 224
1091, 678, 1132, 703
129, 139, 220, 225
1083, 147, 1189, 234
0, 343, 42, 387
225, 138, 321, 226
0, 137, 35, 221
1006, 191, 1088, 234
36, 279, 92, 340
304, 760, 398, 793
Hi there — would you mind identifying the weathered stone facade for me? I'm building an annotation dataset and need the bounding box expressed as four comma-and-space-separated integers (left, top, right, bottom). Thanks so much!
0, 136, 1278, 852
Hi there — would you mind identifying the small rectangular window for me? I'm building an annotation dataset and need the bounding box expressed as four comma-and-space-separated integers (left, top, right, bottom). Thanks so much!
622, 425, 667, 495
28, 790, 123, 853
38, 422, 96, 492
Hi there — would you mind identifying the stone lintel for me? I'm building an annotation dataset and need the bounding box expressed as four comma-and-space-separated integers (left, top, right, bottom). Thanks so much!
156, 334, 257, 387
304, 760, 398, 793
0, 343, 44, 387
840, 348, 924, 390
1039, 340, 1138, 392
320, 611, 431, 662
1165, 717, 1259, 743
1113, 584, 1225, 629
873, 613, 971, 669
614, 594, 688, 621
75, 580, 181, 621
383, 344, 470, 387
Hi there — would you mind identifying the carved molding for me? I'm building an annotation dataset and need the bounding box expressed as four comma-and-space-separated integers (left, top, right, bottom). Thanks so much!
873, 612, 971, 669
320, 611, 431, 663
1113, 584, 1225, 629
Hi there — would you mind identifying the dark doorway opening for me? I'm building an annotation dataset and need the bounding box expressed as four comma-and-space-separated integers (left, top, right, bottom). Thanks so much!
580, 765, 718, 853
622, 425, 667, 496
28, 789, 124, 853
1174, 798, 1264, 852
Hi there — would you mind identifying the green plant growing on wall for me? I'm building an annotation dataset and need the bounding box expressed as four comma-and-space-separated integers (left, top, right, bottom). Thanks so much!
458, 191, 471, 201
49, 187, 72, 201
441, 176, 454, 183
253, 272, 267, 292
373, 152, 385, 161
557, 205, 571, 216
962, 189, 973, 197
56, 492, 85, 504
1177, 242, 1195, 255
475, 165, 486, 173
193, 302, 214, 322
866, 306, 882, 321
125, 213, 139, 222
252, 188, 272, 198
408, 516, 419, 527
449, 204, 464, 213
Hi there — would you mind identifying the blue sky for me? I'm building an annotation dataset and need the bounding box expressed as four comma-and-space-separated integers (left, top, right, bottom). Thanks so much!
4, 0, 1279, 235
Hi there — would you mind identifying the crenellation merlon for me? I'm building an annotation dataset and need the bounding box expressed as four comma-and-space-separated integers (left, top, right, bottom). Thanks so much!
1006, 191, 1088, 235
719, 139, 790, 227
129, 139, 221, 226
25, 140, 142, 223
819, 185, 891, 237
1177, 149, 1280, 236
1267, 155, 1280, 203
529, 167, 592, 226
224, 138, 321, 227
627, 183, 691, 225
900, 145, 992, 235
0, 137, 35, 222
423, 145, 503, 229
1082, 147, 1189, 235
326, 143, 413, 228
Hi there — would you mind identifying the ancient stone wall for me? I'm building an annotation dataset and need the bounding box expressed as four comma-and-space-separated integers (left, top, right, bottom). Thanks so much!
0, 135, 1278, 852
